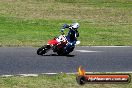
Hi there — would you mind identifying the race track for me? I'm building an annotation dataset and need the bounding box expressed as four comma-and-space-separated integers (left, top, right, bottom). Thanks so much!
0, 46, 132, 75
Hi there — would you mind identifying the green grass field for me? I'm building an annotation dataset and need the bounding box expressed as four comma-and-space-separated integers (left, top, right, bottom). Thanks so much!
0, 0, 132, 46
0, 74, 131, 88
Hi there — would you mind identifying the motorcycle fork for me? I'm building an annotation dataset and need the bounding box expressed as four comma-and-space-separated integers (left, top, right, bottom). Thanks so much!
44, 45, 52, 53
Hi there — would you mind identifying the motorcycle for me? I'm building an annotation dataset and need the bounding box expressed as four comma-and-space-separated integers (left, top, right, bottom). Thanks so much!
37, 34, 80, 56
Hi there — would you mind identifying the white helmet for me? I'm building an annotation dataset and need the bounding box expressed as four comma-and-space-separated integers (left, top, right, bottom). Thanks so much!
71, 22, 80, 30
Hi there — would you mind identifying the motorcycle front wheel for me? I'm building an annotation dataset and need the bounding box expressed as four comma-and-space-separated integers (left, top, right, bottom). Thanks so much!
37, 45, 51, 55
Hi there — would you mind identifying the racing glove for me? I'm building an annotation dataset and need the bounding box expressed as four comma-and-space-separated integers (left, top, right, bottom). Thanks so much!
61, 24, 69, 33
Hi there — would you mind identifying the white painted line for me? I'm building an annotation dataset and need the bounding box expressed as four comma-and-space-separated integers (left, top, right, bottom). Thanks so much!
42, 73, 58, 75
42, 72, 78, 75
1, 71, 132, 77
66, 72, 132, 74
1, 75, 14, 77
41, 72, 132, 74
76, 50, 102, 53
19, 74, 39, 77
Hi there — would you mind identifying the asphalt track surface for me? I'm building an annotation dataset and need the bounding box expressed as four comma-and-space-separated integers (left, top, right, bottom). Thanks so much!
0, 46, 132, 75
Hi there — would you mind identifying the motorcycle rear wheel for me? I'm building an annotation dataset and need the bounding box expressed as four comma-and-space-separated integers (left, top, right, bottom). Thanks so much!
58, 46, 75, 56
57, 50, 65, 56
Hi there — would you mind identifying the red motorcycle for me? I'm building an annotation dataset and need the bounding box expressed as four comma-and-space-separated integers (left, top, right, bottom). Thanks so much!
37, 35, 73, 55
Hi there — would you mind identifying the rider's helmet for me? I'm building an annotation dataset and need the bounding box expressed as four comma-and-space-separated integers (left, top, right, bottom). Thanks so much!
70, 22, 80, 30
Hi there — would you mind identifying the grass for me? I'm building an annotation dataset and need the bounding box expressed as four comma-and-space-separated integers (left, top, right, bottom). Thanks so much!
0, 74, 131, 88
0, 0, 132, 46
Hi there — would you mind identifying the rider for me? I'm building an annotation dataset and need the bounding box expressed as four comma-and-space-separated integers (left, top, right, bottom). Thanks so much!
61, 22, 80, 52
